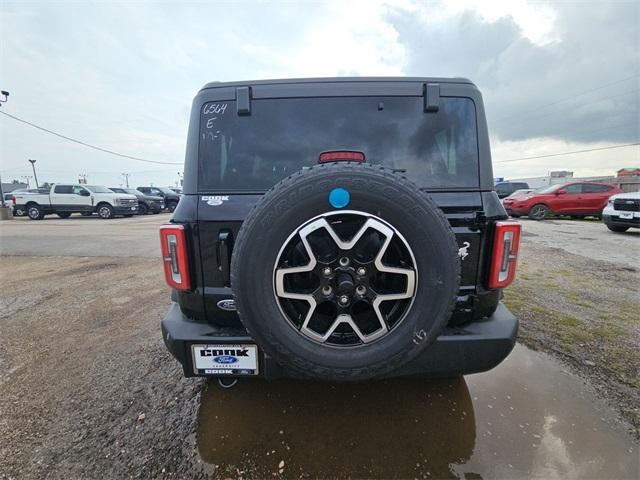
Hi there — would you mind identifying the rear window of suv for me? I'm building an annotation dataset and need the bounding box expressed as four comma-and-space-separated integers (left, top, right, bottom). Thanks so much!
198, 96, 479, 192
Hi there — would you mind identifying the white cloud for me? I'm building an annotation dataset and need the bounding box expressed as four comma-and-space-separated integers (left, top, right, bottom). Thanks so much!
236, 0, 407, 78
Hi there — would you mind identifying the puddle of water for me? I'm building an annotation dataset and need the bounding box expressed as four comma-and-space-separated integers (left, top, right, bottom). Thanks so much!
196, 344, 638, 479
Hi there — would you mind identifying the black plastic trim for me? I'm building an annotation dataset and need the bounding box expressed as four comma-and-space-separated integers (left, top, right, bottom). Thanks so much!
236, 86, 251, 115
424, 83, 440, 112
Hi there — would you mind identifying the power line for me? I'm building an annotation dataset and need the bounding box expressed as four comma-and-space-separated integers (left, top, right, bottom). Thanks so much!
0, 110, 182, 165
494, 142, 640, 164
493, 73, 639, 122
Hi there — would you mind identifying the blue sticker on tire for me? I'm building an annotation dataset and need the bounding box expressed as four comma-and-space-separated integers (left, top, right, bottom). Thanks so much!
329, 188, 350, 208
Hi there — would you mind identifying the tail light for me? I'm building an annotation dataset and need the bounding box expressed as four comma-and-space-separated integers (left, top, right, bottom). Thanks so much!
11, 196, 16, 205
318, 150, 365, 163
159, 224, 191, 290
488, 221, 521, 289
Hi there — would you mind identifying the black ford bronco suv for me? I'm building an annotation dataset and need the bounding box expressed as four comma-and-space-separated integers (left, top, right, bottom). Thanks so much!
160, 77, 521, 382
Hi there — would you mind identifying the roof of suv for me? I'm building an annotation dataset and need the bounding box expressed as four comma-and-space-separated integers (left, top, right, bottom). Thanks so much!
201, 76, 475, 91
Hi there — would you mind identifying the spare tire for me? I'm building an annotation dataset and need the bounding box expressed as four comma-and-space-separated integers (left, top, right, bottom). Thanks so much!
231, 162, 460, 381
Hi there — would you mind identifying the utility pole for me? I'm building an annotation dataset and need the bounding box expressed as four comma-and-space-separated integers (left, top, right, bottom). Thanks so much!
122, 173, 130, 188
0, 91, 10, 218
0, 174, 5, 207
28, 159, 39, 188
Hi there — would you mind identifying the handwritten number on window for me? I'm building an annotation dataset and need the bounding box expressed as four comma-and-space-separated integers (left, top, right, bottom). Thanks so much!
203, 103, 228, 115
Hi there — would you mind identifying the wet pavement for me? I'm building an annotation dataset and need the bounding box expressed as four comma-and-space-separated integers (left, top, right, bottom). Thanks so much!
197, 344, 638, 479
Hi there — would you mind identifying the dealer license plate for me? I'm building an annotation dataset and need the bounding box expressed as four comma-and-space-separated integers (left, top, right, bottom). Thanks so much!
619, 212, 633, 219
191, 344, 259, 376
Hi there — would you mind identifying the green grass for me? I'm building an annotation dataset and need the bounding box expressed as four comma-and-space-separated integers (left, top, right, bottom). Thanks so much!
505, 277, 640, 391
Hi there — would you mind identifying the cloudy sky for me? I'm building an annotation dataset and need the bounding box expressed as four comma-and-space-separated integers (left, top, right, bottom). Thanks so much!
1, 0, 638, 188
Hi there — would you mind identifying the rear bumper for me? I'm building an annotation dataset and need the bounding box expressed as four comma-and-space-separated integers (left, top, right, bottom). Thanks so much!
162, 302, 518, 380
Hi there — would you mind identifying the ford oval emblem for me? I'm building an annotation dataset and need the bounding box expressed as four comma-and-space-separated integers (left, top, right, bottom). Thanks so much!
217, 299, 237, 311
214, 355, 238, 364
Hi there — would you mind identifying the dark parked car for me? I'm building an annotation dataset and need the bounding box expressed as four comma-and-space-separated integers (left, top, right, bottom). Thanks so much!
109, 187, 165, 214
494, 181, 530, 198
136, 186, 180, 212
160, 77, 521, 382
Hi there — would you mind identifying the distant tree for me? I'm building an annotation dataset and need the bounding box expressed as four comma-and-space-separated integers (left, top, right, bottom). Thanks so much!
41, 181, 52, 189
11, 179, 20, 184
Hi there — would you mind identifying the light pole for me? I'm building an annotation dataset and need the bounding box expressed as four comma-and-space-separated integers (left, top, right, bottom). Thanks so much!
28, 159, 39, 188
122, 173, 130, 188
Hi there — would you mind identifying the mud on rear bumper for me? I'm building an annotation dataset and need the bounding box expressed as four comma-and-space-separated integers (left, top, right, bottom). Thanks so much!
161, 302, 518, 379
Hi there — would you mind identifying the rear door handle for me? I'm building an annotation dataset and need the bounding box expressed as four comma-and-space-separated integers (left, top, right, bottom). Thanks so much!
216, 230, 233, 286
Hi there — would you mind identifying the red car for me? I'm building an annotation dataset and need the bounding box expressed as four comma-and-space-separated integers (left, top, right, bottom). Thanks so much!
502, 182, 622, 220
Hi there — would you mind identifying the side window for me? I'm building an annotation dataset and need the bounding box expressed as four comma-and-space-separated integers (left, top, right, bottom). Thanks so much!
72, 186, 88, 195
150, 188, 162, 195
53, 185, 73, 194
495, 184, 510, 194
583, 184, 610, 193
563, 184, 582, 194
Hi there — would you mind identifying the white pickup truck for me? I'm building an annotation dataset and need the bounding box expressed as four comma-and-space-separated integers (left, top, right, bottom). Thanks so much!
602, 191, 640, 232
12, 184, 138, 220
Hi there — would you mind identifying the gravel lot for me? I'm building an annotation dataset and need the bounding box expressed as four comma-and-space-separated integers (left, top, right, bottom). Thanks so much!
0, 255, 205, 479
0, 214, 167, 258
0, 214, 637, 479
517, 216, 639, 268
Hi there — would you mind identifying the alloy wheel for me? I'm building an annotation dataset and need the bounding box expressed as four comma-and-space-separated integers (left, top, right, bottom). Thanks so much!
273, 211, 417, 346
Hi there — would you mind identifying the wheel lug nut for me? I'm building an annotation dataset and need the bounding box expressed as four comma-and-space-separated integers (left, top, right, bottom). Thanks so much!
322, 285, 332, 296
356, 285, 366, 296
322, 267, 332, 276
339, 257, 350, 267
357, 267, 366, 276
339, 295, 349, 305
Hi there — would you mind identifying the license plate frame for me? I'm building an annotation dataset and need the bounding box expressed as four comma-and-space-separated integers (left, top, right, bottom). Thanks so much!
191, 344, 259, 376
619, 212, 633, 219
